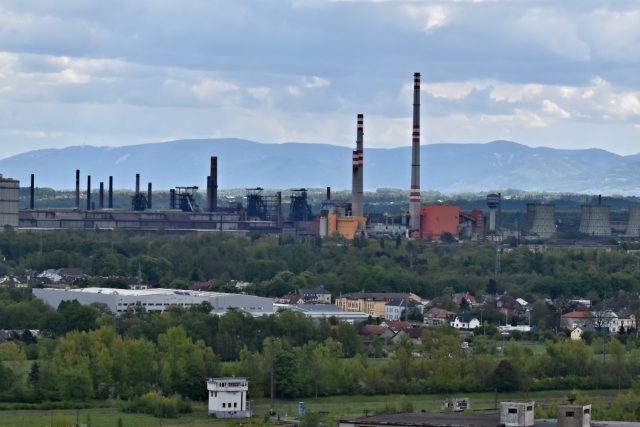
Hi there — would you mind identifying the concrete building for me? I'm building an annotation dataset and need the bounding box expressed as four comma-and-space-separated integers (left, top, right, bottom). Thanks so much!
207, 377, 252, 418
526, 203, 556, 239
420, 205, 460, 241
500, 402, 535, 427
299, 287, 332, 304
624, 204, 640, 238
0, 174, 19, 228
286, 304, 369, 324
557, 404, 591, 427
579, 202, 611, 237
33, 287, 274, 316
336, 292, 422, 318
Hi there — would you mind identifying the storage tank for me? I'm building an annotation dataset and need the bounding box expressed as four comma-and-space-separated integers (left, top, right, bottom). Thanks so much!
579, 204, 611, 237
526, 203, 556, 239
624, 204, 640, 238
0, 174, 20, 228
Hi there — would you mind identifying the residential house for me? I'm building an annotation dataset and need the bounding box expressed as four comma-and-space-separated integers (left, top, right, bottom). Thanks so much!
424, 308, 455, 326
451, 292, 477, 307
617, 309, 637, 332
336, 292, 421, 318
384, 298, 424, 321
561, 311, 592, 330
570, 325, 596, 341
275, 294, 305, 305
299, 287, 332, 304
450, 314, 480, 330
191, 280, 214, 291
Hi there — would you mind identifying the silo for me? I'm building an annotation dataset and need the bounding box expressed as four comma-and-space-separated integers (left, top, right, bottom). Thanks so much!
526, 203, 556, 239
579, 203, 611, 237
0, 174, 20, 228
624, 204, 640, 238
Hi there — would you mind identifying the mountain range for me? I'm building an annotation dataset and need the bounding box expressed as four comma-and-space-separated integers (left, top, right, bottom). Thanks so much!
1, 139, 639, 195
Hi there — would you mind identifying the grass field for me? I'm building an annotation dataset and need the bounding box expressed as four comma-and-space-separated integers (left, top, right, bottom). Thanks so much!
0, 389, 624, 427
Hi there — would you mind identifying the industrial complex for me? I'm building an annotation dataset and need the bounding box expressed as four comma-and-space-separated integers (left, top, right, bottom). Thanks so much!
0, 73, 637, 242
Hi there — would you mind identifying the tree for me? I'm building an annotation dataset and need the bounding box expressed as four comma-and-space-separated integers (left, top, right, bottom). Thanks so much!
492, 359, 520, 392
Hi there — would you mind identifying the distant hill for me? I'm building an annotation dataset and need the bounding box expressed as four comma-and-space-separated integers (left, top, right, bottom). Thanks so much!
1, 139, 639, 194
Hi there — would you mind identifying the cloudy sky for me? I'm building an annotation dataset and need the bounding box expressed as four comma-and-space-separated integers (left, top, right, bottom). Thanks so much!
0, 0, 639, 158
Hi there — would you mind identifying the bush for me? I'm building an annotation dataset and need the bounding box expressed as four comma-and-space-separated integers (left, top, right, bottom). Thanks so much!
124, 391, 191, 419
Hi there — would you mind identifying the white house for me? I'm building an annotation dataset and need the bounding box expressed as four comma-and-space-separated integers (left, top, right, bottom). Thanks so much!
207, 377, 252, 418
450, 314, 480, 330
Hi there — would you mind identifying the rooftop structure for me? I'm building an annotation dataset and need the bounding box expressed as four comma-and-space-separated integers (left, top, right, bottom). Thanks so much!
285, 303, 369, 324
33, 287, 274, 317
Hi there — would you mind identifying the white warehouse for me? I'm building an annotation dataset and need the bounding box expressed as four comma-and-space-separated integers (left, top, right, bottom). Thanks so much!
33, 287, 274, 316
207, 377, 252, 418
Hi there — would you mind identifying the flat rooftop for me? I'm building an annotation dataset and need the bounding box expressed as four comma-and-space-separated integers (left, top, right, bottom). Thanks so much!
50, 287, 235, 298
340, 413, 640, 427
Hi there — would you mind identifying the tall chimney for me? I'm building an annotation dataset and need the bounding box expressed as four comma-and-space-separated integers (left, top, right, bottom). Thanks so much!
108, 176, 113, 209
326, 186, 331, 201
99, 182, 104, 209
30, 174, 35, 210
75, 169, 80, 210
86, 175, 92, 210
276, 191, 283, 227
135, 174, 140, 195
147, 182, 152, 209
409, 72, 421, 234
352, 114, 364, 217
210, 156, 218, 211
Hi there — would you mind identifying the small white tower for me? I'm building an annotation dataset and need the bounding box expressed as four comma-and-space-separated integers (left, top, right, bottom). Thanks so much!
207, 377, 252, 418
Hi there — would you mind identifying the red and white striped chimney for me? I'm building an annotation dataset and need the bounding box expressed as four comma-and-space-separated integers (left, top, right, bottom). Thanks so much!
409, 72, 421, 234
352, 114, 364, 217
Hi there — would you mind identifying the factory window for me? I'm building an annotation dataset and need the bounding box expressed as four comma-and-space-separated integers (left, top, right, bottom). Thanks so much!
584, 409, 590, 414
234, 402, 238, 408
222, 403, 226, 408
565, 412, 575, 417
526, 406, 533, 411
508, 409, 518, 414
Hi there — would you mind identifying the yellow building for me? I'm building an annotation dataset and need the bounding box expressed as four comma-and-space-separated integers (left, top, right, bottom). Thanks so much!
336, 292, 421, 318
322, 213, 366, 240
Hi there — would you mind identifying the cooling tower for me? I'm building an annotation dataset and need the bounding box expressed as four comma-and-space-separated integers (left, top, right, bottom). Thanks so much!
409, 73, 421, 233
579, 204, 611, 237
0, 174, 19, 227
624, 204, 640, 238
526, 203, 556, 239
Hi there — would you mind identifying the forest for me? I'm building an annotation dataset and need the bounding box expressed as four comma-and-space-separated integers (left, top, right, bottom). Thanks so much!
2, 230, 640, 412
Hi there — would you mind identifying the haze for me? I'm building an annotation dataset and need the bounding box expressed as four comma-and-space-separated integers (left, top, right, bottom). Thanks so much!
0, 0, 639, 159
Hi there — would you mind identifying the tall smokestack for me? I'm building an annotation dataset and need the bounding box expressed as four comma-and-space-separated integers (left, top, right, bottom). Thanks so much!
108, 176, 113, 209
276, 191, 283, 227
135, 174, 140, 195
75, 169, 80, 210
210, 156, 218, 211
409, 72, 421, 234
30, 174, 35, 210
86, 175, 91, 210
326, 186, 331, 201
352, 114, 364, 217
147, 182, 152, 209
99, 182, 104, 209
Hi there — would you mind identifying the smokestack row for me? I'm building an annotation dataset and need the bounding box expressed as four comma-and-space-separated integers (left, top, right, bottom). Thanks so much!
351, 114, 364, 217
206, 156, 218, 212
409, 72, 421, 233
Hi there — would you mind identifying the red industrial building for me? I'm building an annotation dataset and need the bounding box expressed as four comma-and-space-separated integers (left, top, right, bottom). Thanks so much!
420, 205, 460, 240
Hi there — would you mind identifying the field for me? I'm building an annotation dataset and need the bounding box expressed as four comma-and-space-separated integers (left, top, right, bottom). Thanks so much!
0, 389, 623, 427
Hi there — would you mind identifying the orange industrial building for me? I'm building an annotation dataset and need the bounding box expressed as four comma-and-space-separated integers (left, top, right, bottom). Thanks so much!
320, 212, 366, 240
420, 205, 460, 240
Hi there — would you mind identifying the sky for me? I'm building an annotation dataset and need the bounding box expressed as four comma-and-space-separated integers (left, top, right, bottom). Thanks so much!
0, 0, 639, 159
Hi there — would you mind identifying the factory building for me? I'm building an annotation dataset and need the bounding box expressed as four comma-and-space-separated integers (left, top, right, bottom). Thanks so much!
0, 174, 20, 228
33, 287, 274, 316
420, 205, 460, 241
336, 292, 421, 318
525, 203, 556, 239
